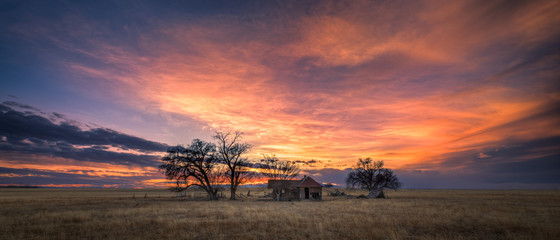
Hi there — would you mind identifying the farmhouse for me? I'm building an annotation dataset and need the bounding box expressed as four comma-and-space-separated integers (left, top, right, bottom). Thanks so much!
267, 176, 322, 200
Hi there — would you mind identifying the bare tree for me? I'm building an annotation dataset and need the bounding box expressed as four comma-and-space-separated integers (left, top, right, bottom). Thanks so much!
159, 139, 225, 200
260, 154, 300, 180
346, 158, 401, 198
214, 131, 253, 200
260, 154, 300, 201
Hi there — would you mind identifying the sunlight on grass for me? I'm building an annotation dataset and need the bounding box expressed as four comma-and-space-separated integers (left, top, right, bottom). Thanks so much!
1, 188, 558, 239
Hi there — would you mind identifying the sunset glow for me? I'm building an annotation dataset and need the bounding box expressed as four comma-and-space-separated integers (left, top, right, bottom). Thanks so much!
1, 0, 559, 188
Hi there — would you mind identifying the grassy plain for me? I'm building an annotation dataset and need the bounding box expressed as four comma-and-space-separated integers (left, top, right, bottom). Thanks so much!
0, 188, 558, 239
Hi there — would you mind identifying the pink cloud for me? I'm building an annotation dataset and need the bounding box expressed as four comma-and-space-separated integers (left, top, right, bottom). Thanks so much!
22, 0, 559, 173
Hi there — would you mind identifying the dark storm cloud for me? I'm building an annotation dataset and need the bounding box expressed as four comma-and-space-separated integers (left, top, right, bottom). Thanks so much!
0, 102, 168, 166
477, 137, 560, 184
0, 101, 168, 152
292, 159, 321, 166
0, 141, 160, 166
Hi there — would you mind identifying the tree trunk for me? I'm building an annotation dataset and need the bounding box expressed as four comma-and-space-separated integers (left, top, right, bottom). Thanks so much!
230, 176, 236, 200
273, 188, 282, 201
230, 185, 236, 200
368, 188, 385, 198
207, 189, 219, 200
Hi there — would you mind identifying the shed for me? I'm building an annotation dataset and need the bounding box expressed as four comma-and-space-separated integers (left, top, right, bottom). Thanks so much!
267, 176, 322, 200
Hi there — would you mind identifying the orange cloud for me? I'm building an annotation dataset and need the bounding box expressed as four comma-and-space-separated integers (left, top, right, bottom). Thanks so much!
46, 0, 560, 174
0, 155, 157, 178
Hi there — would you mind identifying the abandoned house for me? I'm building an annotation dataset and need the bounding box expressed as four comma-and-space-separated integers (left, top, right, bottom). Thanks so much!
267, 176, 323, 200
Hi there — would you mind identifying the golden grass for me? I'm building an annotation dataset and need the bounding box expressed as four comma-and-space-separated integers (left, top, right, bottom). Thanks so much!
1, 188, 558, 239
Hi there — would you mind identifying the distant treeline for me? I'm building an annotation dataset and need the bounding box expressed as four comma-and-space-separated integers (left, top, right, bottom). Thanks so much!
0, 185, 42, 188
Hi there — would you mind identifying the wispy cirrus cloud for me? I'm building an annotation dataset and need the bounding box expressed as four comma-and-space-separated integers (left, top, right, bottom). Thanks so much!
2, 0, 559, 188
45, 0, 559, 165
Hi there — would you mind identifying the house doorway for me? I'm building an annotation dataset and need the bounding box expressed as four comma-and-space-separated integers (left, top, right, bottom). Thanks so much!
304, 187, 309, 199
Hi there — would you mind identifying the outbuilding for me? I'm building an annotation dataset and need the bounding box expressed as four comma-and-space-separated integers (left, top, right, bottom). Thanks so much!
267, 176, 322, 200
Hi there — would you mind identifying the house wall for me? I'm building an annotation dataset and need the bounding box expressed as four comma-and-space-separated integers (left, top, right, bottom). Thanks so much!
298, 187, 322, 200
309, 187, 322, 200
280, 188, 299, 201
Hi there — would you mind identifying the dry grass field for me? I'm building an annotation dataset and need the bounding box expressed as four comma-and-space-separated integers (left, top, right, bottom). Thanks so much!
0, 188, 558, 240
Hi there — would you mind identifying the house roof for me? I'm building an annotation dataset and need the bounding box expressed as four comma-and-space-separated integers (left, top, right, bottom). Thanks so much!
267, 180, 300, 189
267, 176, 323, 189
297, 176, 323, 188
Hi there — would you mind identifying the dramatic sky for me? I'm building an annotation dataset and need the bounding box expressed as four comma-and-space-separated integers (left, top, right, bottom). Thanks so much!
1, 0, 559, 188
